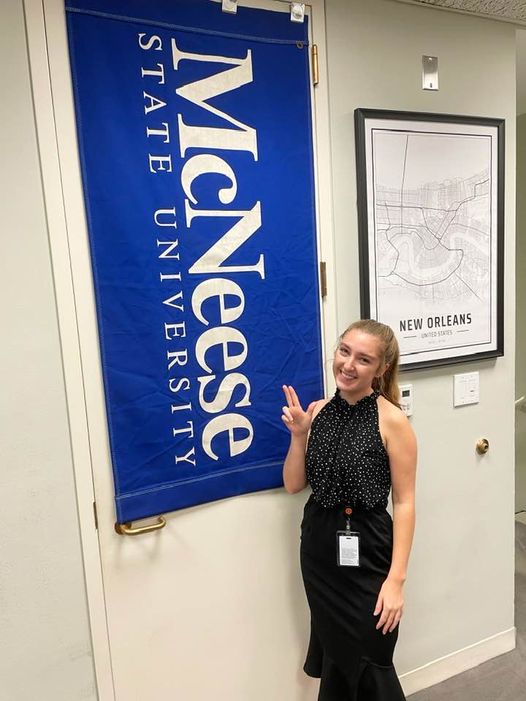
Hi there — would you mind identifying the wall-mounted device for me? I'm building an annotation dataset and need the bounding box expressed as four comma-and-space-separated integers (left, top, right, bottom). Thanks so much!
422, 55, 438, 90
454, 372, 479, 407
399, 383, 413, 417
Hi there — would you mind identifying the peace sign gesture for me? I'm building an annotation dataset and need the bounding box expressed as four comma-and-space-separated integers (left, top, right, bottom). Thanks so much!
281, 385, 317, 437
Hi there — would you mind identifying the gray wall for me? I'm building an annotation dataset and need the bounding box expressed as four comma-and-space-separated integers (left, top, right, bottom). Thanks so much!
326, 0, 516, 676
0, 1, 96, 699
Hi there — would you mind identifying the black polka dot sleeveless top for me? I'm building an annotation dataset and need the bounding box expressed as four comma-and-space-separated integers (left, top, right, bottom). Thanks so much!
305, 389, 391, 510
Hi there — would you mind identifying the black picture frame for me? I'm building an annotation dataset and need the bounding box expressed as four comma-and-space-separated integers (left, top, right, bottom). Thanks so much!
354, 108, 504, 371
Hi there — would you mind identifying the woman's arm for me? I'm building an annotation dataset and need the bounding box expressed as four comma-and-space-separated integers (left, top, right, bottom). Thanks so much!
282, 432, 310, 494
281, 385, 326, 494
375, 401, 417, 634
387, 411, 417, 582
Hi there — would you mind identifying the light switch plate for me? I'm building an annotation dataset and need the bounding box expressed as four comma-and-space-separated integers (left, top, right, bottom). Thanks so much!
454, 372, 479, 407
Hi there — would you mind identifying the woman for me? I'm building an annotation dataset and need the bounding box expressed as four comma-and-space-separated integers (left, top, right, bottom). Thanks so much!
282, 319, 417, 700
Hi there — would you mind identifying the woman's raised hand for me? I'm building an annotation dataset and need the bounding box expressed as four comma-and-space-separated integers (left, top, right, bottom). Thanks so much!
281, 385, 317, 436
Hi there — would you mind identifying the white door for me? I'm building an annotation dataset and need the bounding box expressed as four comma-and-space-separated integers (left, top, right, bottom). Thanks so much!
25, 1, 336, 699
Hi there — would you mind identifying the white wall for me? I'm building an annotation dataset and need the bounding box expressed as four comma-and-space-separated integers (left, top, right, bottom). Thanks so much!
516, 112, 526, 512
3, 0, 517, 698
325, 0, 516, 687
0, 1, 96, 699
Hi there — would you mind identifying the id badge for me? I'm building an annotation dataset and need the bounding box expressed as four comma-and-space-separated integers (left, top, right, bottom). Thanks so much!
336, 531, 360, 567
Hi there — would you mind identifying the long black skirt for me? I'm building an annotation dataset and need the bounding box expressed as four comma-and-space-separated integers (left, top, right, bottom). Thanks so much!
300, 495, 406, 701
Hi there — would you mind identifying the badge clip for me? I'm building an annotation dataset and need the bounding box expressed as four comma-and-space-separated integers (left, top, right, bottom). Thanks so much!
344, 506, 353, 532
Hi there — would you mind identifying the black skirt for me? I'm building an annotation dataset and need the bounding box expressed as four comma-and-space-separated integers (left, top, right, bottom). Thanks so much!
300, 495, 406, 701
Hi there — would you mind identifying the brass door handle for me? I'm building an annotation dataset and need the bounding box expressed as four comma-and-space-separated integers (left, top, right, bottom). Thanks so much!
476, 438, 489, 455
115, 516, 166, 536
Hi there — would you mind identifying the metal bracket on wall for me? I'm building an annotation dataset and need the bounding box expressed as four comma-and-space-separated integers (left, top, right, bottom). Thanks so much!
320, 261, 327, 298
312, 44, 319, 86
115, 516, 166, 536
422, 55, 439, 90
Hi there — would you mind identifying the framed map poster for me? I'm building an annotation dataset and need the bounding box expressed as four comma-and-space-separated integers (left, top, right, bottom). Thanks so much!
354, 109, 504, 370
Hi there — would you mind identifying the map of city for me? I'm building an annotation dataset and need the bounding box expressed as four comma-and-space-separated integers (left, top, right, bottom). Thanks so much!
373, 132, 491, 307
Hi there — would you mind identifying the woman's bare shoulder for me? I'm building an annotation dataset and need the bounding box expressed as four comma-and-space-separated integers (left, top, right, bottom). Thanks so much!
377, 394, 407, 427
377, 395, 416, 451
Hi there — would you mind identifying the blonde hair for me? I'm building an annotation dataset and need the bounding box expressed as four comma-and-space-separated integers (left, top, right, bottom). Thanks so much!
340, 319, 401, 408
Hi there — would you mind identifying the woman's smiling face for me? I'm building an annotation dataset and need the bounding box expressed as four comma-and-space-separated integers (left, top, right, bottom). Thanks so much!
333, 329, 385, 402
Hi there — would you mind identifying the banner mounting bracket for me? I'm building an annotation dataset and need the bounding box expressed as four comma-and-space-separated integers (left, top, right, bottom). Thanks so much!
222, 0, 237, 13
290, 2, 305, 23
115, 516, 166, 536
320, 261, 327, 298
312, 44, 319, 86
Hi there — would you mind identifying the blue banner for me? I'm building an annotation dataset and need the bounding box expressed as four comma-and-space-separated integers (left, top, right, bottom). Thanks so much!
66, 0, 323, 522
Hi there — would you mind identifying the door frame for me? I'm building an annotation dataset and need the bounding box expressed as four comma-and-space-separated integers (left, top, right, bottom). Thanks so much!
23, 0, 336, 698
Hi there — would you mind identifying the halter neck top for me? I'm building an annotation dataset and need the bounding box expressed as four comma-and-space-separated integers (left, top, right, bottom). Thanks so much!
305, 390, 391, 510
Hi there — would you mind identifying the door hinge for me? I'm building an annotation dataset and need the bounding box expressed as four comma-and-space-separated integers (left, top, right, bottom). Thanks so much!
312, 44, 319, 86
320, 261, 327, 298
93, 501, 99, 530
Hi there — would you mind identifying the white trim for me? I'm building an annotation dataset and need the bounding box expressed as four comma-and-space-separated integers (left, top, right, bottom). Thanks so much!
23, 1, 115, 698
308, 0, 339, 389
400, 627, 516, 696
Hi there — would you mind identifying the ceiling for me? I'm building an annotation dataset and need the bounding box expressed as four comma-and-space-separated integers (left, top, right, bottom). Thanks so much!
394, 0, 526, 26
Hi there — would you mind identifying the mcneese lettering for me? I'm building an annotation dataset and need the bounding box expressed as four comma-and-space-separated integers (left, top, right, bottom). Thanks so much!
172, 41, 263, 462
198, 373, 251, 414
181, 153, 238, 206
172, 39, 258, 158
202, 414, 253, 461
191, 278, 245, 326
186, 202, 264, 279
191, 280, 253, 460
